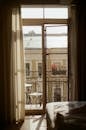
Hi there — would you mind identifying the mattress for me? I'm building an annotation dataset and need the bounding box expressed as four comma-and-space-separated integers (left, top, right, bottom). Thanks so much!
46, 101, 86, 130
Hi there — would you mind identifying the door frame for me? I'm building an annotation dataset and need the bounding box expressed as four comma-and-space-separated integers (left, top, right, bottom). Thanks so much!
22, 19, 68, 115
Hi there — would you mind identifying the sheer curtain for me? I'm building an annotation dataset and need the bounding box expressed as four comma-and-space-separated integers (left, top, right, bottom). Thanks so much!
11, 7, 25, 123
0, 5, 25, 125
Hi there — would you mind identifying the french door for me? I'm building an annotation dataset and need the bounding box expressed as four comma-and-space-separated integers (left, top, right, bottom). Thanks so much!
23, 25, 46, 114
44, 24, 68, 103
23, 22, 68, 115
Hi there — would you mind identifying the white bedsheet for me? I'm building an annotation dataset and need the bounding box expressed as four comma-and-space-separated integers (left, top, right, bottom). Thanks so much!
46, 101, 86, 128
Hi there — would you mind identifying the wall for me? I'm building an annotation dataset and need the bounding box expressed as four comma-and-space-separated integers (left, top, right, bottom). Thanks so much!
77, 3, 86, 100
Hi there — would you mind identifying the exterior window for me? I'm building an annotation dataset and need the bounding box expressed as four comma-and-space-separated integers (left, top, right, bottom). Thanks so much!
26, 63, 30, 76
54, 87, 61, 101
21, 7, 68, 19
51, 62, 66, 75
51, 63, 57, 75
38, 63, 42, 77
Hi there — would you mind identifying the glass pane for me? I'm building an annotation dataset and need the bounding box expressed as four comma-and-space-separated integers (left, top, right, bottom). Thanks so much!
21, 8, 43, 18
46, 24, 67, 34
44, 8, 68, 19
46, 36, 67, 48
23, 26, 42, 48
45, 24, 68, 103
46, 25, 68, 48
23, 26, 43, 110
21, 7, 68, 19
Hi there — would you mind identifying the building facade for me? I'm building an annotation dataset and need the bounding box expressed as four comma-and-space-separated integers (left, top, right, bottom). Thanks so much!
24, 47, 68, 102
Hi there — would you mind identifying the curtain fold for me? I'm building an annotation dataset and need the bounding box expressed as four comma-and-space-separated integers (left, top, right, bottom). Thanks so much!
11, 7, 25, 122
69, 4, 78, 101
0, 5, 25, 125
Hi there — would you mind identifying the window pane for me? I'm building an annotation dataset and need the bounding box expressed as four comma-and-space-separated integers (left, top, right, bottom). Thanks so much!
21, 7, 68, 19
21, 8, 43, 18
22, 26, 42, 48
46, 24, 67, 34
44, 8, 68, 19
23, 25, 43, 110
46, 36, 67, 48
46, 24, 68, 48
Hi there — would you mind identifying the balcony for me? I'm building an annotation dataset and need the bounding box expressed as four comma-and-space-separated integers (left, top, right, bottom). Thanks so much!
25, 71, 68, 110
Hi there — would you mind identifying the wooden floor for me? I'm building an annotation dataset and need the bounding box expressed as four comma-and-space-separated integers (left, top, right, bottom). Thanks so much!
1, 115, 47, 130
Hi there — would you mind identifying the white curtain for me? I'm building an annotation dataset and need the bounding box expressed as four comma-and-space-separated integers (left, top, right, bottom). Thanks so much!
11, 7, 25, 123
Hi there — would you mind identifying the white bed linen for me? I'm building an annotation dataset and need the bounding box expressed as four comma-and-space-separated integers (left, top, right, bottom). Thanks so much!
46, 101, 86, 128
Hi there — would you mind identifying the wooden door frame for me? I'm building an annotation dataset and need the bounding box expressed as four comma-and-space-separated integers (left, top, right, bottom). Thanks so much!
22, 19, 68, 115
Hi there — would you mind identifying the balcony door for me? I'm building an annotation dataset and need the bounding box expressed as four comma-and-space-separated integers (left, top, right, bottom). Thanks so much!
23, 25, 46, 114
21, 6, 68, 115
44, 24, 68, 103
23, 23, 68, 115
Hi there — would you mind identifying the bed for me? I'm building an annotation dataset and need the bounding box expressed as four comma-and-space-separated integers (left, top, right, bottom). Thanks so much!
46, 101, 86, 130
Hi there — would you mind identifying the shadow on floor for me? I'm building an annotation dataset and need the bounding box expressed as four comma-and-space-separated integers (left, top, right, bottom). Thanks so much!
0, 122, 23, 130
32, 114, 46, 130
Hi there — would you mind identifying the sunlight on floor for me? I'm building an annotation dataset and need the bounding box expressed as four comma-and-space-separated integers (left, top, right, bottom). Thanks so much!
20, 115, 47, 130
25, 104, 43, 110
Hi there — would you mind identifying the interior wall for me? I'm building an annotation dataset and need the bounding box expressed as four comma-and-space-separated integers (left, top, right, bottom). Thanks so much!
21, 0, 71, 4
0, 6, 12, 125
77, 3, 86, 100
0, 0, 71, 6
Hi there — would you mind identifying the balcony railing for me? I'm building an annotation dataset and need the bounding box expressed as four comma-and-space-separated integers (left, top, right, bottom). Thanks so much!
25, 71, 68, 107
46, 79, 68, 102
25, 70, 67, 79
